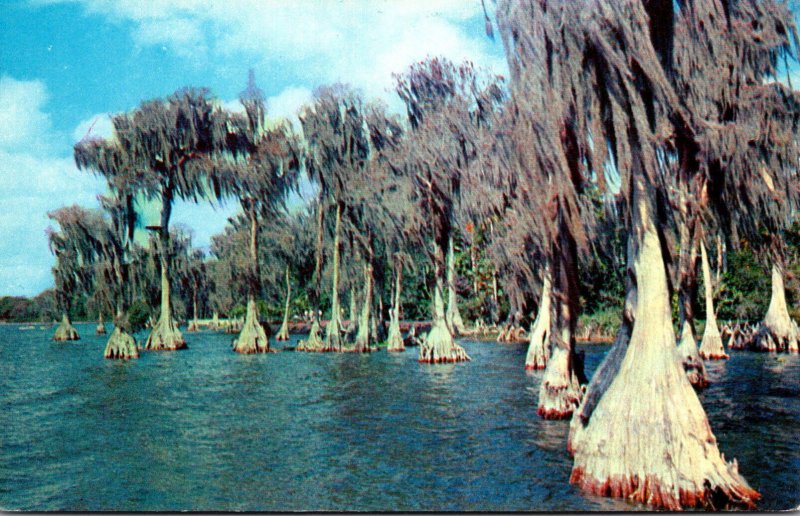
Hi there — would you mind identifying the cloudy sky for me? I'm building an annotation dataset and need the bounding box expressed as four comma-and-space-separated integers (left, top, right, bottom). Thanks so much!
0, 0, 507, 297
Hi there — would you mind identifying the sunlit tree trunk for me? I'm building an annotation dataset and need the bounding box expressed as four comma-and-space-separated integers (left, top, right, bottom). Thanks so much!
753, 262, 799, 352
446, 235, 466, 335
387, 261, 405, 352
146, 188, 186, 351
537, 229, 585, 419
698, 240, 727, 359
525, 267, 551, 370
325, 203, 343, 351
676, 222, 707, 388
54, 312, 79, 341
275, 266, 292, 341
233, 202, 269, 354
569, 179, 758, 510
419, 239, 470, 363
353, 261, 376, 352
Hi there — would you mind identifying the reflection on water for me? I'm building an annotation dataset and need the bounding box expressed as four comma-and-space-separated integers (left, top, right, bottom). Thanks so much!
0, 325, 798, 511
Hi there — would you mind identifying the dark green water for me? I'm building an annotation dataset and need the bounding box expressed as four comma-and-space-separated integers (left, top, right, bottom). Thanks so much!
0, 323, 797, 511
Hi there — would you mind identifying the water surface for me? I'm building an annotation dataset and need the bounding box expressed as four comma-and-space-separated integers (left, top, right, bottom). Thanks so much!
0, 323, 797, 511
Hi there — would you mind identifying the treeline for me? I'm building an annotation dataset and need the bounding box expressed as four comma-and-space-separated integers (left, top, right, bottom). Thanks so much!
17, 222, 800, 324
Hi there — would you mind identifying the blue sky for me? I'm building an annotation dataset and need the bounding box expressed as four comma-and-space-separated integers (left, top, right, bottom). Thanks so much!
0, 0, 507, 297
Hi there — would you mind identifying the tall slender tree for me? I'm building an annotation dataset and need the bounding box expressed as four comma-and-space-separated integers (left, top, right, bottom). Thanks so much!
299, 84, 373, 351
207, 72, 302, 353
393, 57, 502, 363
107, 88, 225, 351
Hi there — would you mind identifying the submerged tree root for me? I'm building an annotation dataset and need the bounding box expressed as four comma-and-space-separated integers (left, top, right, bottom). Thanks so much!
537, 347, 584, 419
749, 322, 800, 353
386, 318, 405, 352
53, 314, 80, 341
418, 320, 470, 363
275, 321, 290, 341
232, 300, 272, 354
297, 319, 327, 352
104, 327, 139, 359
570, 468, 760, 511
699, 328, 729, 360
145, 317, 186, 351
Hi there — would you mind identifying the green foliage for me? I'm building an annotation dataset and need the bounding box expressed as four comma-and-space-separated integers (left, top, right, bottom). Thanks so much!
715, 247, 770, 321
577, 308, 621, 337
127, 300, 151, 333
229, 304, 246, 319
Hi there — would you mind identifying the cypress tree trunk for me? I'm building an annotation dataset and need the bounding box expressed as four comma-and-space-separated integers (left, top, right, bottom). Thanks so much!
297, 316, 325, 351
233, 297, 269, 353
104, 259, 138, 359
104, 307, 139, 360
752, 263, 800, 352
325, 203, 343, 351
53, 312, 80, 341
276, 266, 292, 341
446, 235, 466, 335
95, 312, 106, 335
525, 268, 551, 370
234, 204, 270, 354
419, 239, 470, 363
537, 230, 586, 419
353, 262, 376, 352
698, 240, 728, 359
187, 290, 199, 332
145, 189, 186, 351
568, 179, 758, 510
387, 262, 405, 352
676, 223, 708, 389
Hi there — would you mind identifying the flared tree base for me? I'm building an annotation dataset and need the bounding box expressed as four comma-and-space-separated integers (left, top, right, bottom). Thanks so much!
275, 322, 290, 341
699, 332, 729, 360
570, 466, 760, 511
233, 300, 271, 354
104, 327, 139, 359
53, 320, 80, 341
145, 317, 186, 351
187, 321, 199, 332
570, 328, 758, 510
386, 321, 405, 352
750, 321, 800, 353
537, 347, 584, 419
297, 320, 327, 352
418, 319, 470, 363
525, 325, 550, 371
96, 323, 106, 335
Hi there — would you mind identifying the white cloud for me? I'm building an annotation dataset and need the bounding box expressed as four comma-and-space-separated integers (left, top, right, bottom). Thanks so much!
0, 76, 52, 154
65, 0, 507, 104
267, 86, 313, 125
0, 78, 108, 296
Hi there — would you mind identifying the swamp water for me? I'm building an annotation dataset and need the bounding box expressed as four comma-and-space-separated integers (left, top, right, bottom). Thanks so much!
0, 323, 798, 511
